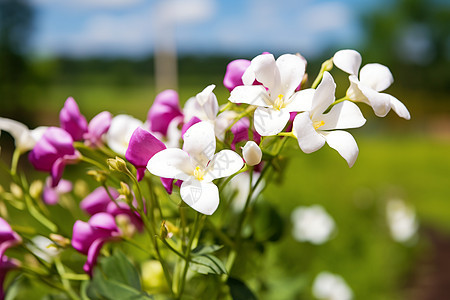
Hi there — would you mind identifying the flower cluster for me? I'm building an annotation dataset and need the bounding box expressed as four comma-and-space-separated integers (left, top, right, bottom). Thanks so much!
0, 49, 411, 299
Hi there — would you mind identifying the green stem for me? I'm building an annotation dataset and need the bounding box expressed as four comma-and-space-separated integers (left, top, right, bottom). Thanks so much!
55, 257, 81, 300
10, 148, 21, 176
218, 164, 248, 192
324, 96, 352, 113
311, 57, 333, 89
176, 212, 201, 299
80, 155, 107, 171
24, 193, 58, 232
161, 238, 186, 259
219, 102, 233, 113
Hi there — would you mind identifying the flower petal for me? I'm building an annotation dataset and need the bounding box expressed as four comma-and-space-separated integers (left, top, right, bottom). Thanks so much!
276, 54, 306, 97
204, 150, 243, 181
284, 88, 315, 112
148, 89, 183, 136
196, 85, 219, 121
125, 127, 166, 177
59, 97, 88, 141
181, 116, 201, 139
311, 72, 336, 117
359, 63, 393, 92
253, 107, 290, 136
251, 53, 281, 94
389, 95, 411, 120
183, 121, 216, 167
293, 112, 326, 153
80, 187, 119, 216
180, 180, 219, 215
0, 117, 36, 152
84, 111, 112, 147
88, 212, 118, 232
320, 101, 366, 130
84, 238, 107, 276
322, 130, 359, 167
147, 148, 192, 181
224, 59, 251, 91
333, 49, 362, 75
106, 114, 143, 156
228, 85, 271, 107
358, 84, 391, 117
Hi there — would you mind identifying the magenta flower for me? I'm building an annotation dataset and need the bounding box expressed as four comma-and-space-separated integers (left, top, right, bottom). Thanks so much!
60, 97, 88, 141
83, 111, 112, 148
230, 117, 261, 150
0, 256, 20, 300
29, 127, 80, 187
42, 177, 73, 205
125, 127, 166, 180
80, 187, 143, 231
0, 218, 21, 260
72, 213, 120, 275
147, 90, 183, 137
223, 59, 251, 92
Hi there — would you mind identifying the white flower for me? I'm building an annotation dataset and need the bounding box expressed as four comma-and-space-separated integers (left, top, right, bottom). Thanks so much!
292, 72, 366, 167
291, 205, 335, 244
227, 172, 264, 212
147, 121, 243, 215
28, 236, 60, 263
242, 141, 262, 166
313, 271, 353, 300
184, 84, 238, 140
0, 117, 47, 153
386, 199, 419, 243
106, 114, 143, 155
229, 53, 311, 136
333, 49, 410, 120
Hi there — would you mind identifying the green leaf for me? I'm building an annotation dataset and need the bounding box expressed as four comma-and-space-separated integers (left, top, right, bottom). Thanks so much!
190, 254, 227, 275
87, 250, 153, 300
227, 277, 257, 300
191, 244, 223, 256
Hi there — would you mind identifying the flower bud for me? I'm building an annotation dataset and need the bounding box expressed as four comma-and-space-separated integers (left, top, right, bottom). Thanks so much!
323, 57, 334, 72
10, 183, 23, 199
108, 156, 129, 173
29, 180, 44, 199
49, 233, 71, 248
87, 170, 108, 184
242, 141, 262, 166
118, 181, 133, 204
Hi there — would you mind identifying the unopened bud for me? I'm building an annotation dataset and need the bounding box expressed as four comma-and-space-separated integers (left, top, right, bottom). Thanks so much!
10, 183, 23, 199
242, 141, 262, 166
49, 233, 71, 248
108, 156, 129, 173
29, 180, 44, 199
118, 181, 133, 203
87, 170, 108, 183
323, 57, 334, 72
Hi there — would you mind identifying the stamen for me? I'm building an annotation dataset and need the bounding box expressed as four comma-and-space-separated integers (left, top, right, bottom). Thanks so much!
193, 166, 205, 181
273, 94, 284, 110
313, 120, 325, 130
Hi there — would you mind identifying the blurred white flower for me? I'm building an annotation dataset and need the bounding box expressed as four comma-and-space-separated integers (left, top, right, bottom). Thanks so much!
227, 172, 264, 212
313, 271, 353, 300
0, 117, 47, 153
386, 199, 419, 243
28, 236, 60, 263
106, 114, 143, 155
291, 205, 335, 244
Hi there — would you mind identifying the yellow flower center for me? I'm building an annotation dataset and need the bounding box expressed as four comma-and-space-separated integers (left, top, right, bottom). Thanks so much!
273, 94, 284, 111
313, 120, 325, 130
193, 166, 205, 181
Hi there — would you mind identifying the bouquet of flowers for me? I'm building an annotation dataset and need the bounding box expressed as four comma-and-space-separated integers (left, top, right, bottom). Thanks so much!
0, 49, 410, 300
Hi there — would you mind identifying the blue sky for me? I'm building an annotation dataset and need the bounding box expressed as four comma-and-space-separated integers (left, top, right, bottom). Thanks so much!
29, 0, 382, 59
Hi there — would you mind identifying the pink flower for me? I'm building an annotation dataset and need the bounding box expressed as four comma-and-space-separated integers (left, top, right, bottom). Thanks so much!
42, 177, 73, 205
71, 213, 120, 275
29, 127, 80, 187
147, 90, 183, 137
223, 59, 251, 92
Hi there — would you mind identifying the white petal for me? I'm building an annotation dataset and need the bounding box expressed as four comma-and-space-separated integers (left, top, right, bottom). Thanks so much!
180, 180, 219, 215
389, 95, 410, 120
358, 85, 391, 117
196, 85, 219, 120
253, 107, 290, 136
183, 97, 206, 122
183, 121, 216, 167
285, 88, 315, 112
293, 113, 326, 153
30, 126, 48, 143
214, 111, 238, 140
359, 63, 394, 92
205, 150, 243, 181
276, 54, 306, 97
320, 101, 366, 130
322, 130, 359, 167
147, 148, 192, 181
242, 64, 255, 86
228, 85, 272, 107
0, 117, 35, 152
107, 114, 143, 155
251, 53, 281, 95
333, 49, 362, 75
311, 72, 336, 117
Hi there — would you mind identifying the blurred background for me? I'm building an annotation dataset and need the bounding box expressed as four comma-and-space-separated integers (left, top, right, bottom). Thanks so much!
1, 0, 450, 299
